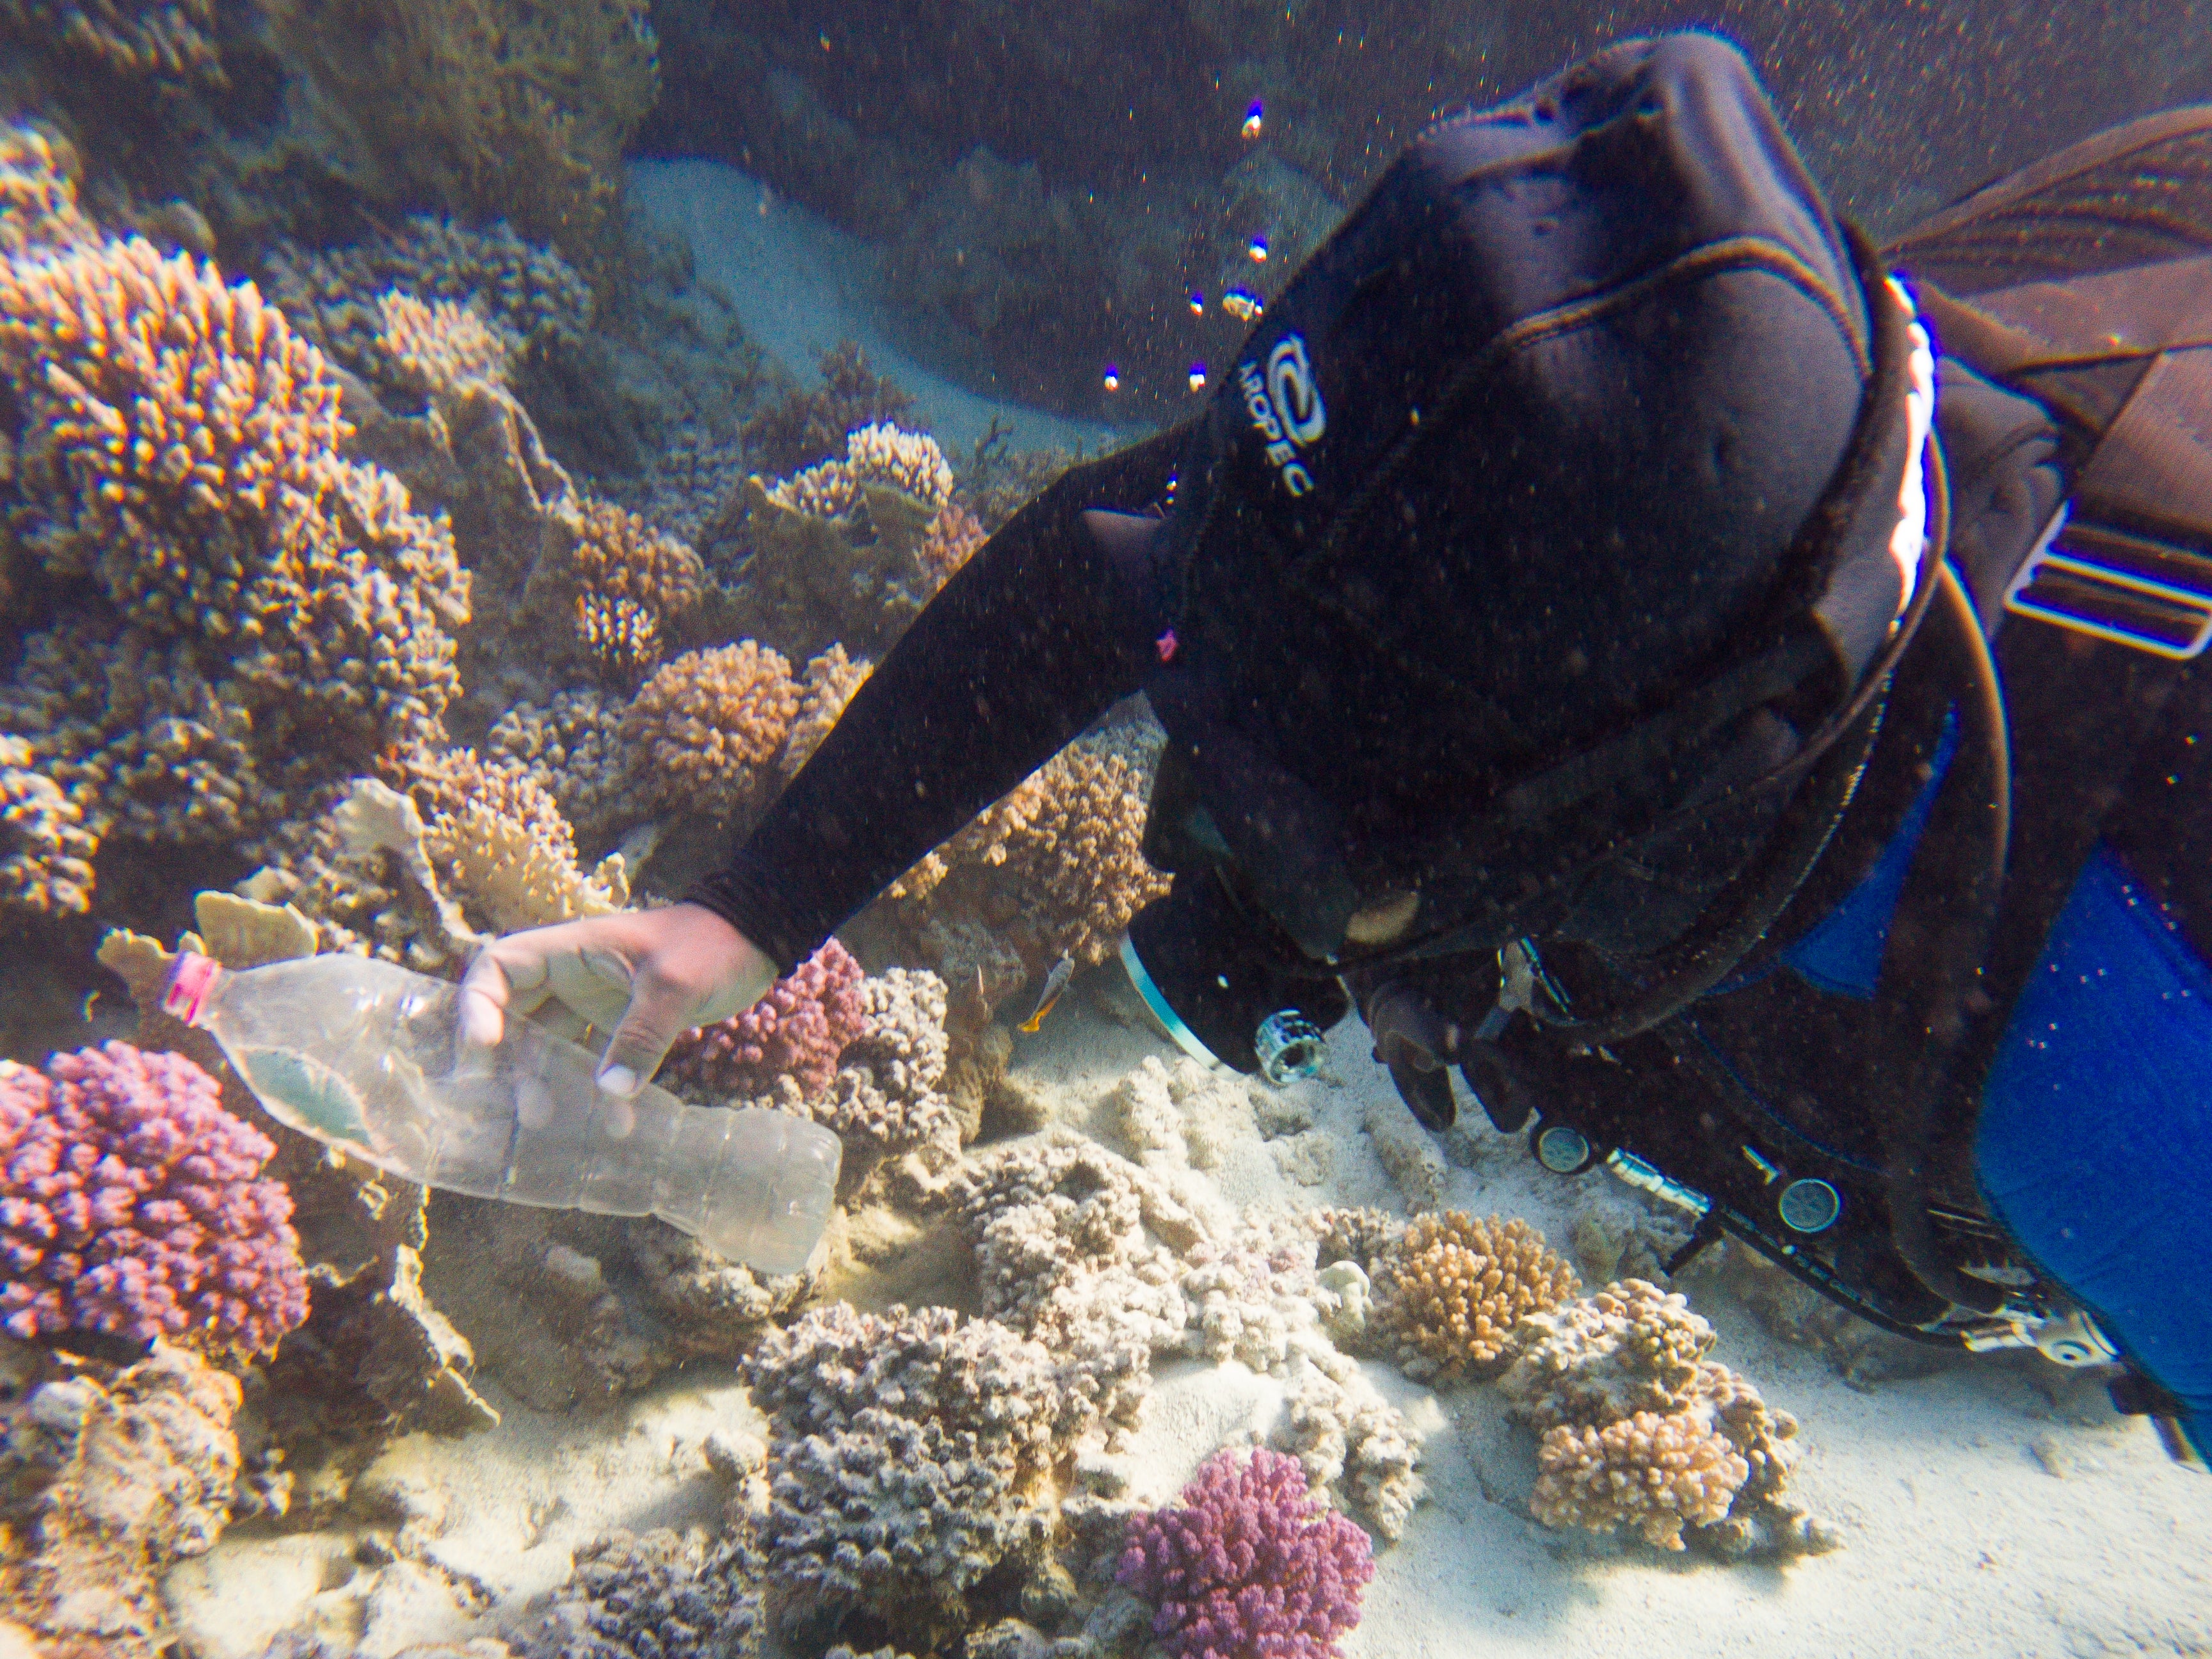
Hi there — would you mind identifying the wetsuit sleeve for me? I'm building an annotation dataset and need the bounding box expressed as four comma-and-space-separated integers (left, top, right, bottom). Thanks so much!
685, 424, 1192, 972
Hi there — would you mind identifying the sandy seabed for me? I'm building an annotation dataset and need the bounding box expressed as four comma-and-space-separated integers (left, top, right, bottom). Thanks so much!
161, 993, 2212, 1659
155, 158, 2212, 1659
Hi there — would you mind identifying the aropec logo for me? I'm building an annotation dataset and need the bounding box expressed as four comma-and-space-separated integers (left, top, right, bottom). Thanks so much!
1238, 333, 1325, 497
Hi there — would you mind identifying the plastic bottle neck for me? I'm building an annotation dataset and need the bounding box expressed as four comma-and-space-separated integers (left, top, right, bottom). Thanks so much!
161, 952, 225, 1027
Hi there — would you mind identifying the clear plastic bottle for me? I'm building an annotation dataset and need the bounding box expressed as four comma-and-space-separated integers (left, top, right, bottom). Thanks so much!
161, 952, 840, 1276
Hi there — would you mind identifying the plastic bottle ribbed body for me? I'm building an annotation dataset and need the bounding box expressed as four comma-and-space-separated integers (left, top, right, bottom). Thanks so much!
188, 954, 839, 1275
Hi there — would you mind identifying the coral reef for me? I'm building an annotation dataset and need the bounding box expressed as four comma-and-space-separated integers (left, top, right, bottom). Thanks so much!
1116, 1447, 1374, 1659
266, 0, 659, 275
0, 1042, 308, 1359
952, 1138, 1192, 1444
779, 643, 873, 780
738, 341, 916, 479
484, 688, 641, 847
918, 501, 988, 586
1498, 1279, 1832, 1558
374, 292, 515, 400
521, 1523, 765, 1659
620, 641, 800, 824
0, 223, 470, 911
0, 126, 95, 259
264, 216, 594, 384
1530, 1409, 1749, 1552
525, 496, 704, 687
1, 0, 222, 81
879, 744, 1168, 1018
740, 1301, 1086, 1641
0, 734, 96, 920
0, 1343, 241, 1658
664, 939, 870, 1103
1372, 1212, 1579, 1385
624, 1221, 813, 1365
717, 422, 965, 664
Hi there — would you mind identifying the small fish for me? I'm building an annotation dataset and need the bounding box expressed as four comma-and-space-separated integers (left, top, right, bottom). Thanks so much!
1188, 290, 1206, 316
1018, 955, 1076, 1034
1221, 287, 1263, 323
1102, 364, 1121, 392
1242, 100, 1265, 140
1247, 235, 1270, 263
1187, 362, 1208, 392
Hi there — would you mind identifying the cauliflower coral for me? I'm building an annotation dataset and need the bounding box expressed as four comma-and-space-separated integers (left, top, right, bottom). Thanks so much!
0, 1042, 309, 1358
1118, 1447, 1375, 1659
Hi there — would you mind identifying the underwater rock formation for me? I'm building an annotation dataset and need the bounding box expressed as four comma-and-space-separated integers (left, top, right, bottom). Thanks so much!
741, 1301, 1087, 1645
1498, 1278, 1834, 1558
0, 1041, 308, 1359
1116, 1447, 1374, 1659
1371, 1212, 1580, 1385
666, 940, 870, 1104
0, 1342, 241, 1658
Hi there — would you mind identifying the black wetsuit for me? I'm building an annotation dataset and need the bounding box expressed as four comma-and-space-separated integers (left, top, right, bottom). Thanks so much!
687, 36, 2212, 1446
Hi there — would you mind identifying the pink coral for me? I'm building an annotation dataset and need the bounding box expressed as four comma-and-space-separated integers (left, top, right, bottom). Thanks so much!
665, 940, 870, 1102
0, 1041, 308, 1357
1118, 1447, 1375, 1659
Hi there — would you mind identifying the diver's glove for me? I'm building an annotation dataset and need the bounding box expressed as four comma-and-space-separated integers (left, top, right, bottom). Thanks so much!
1353, 975, 1461, 1133
458, 902, 778, 1105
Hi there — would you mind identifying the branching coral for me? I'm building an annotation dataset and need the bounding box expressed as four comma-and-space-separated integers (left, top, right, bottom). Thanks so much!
1, 0, 222, 81
739, 340, 917, 477
1372, 1213, 1580, 1385
779, 643, 873, 780
525, 497, 704, 686
484, 687, 642, 846
374, 291, 515, 398
1530, 1410, 1749, 1551
881, 745, 1169, 1016
1117, 1447, 1374, 1659
1498, 1279, 1829, 1557
740, 1301, 1087, 1639
0, 1042, 309, 1359
0, 227, 470, 904
952, 1138, 1192, 1443
267, 0, 659, 273
620, 641, 800, 823
664, 940, 869, 1103
764, 422, 956, 520
0, 733, 96, 920
264, 214, 593, 380
0, 125, 95, 258
918, 500, 988, 585
524, 1523, 765, 1659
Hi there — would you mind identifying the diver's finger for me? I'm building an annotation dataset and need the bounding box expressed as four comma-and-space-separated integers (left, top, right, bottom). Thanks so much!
457, 950, 517, 1048
595, 976, 696, 1099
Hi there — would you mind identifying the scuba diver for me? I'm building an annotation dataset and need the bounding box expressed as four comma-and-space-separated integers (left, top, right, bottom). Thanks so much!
461, 35, 2212, 1471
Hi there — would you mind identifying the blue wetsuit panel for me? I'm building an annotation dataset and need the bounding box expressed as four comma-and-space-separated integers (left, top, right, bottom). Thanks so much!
1978, 848, 2212, 1443
1779, 709, 1959, 998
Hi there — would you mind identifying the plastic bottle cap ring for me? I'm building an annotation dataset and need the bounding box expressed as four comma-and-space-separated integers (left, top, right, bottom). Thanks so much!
1535, 1125, 1591, 1173
1778, 1177, 1842, 1233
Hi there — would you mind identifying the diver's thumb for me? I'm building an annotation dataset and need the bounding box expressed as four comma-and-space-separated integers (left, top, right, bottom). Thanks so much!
595, 986, 691, 1099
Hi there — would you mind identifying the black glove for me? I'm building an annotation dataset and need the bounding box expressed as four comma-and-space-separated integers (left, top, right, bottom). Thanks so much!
1354, 975, 1461, 1132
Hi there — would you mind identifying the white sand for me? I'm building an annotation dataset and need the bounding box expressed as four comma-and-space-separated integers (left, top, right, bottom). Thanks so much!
170, 996, 2212, 1658
625, 159, 1141, 461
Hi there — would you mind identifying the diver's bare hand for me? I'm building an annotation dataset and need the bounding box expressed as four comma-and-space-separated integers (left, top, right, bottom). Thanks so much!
458, 903, 778, 1100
